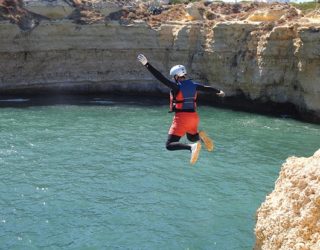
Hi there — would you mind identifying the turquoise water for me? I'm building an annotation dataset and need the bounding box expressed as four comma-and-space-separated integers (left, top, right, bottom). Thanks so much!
0, 98, 319, 249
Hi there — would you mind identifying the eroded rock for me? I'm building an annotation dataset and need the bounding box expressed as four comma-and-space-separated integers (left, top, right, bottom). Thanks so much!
255, 149, 320, 250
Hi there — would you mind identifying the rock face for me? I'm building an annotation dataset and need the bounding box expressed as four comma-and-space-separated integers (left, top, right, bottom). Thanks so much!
0, 1, 319, 122
24, 0, 74, 19
255, 149, 320, 250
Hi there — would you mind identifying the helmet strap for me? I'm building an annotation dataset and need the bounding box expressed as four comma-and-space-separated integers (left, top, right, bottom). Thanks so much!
174, 75, 186, 83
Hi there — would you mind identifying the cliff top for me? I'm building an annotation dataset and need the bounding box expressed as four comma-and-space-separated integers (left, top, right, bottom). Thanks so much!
0, 0, 319, 30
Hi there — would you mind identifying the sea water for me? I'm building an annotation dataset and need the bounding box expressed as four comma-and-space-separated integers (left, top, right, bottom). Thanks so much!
0, 98, 319, 249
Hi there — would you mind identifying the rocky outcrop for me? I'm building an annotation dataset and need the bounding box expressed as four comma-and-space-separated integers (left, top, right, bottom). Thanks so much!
0, 1, 319, 122
255, 149, 320, 250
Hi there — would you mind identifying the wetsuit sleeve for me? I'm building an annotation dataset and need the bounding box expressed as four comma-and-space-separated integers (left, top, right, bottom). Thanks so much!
196, 84, 220, 94
145, 63, 179, 91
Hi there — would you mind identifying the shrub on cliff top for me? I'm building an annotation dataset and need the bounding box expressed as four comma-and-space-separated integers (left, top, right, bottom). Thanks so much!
291, 2, 319, 13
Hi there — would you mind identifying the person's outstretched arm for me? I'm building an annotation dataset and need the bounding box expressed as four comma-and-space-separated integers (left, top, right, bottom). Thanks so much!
137, 54, 179, 91
196, 84, 225, 97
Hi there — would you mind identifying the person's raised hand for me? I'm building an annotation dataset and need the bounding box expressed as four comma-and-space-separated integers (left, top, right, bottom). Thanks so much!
137, 54, 148, 66
217, 90, 225, 97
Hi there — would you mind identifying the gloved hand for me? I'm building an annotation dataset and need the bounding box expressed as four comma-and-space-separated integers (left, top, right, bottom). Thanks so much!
217, 90, 225, 97
137, 54, 148, 66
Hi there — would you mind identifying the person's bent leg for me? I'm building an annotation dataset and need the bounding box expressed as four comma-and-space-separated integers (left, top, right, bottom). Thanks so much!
166, 134, 191, 151
166, 134, 202, 165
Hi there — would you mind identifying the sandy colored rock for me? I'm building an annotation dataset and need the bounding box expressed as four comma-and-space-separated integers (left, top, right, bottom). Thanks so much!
185, 2, 205, 21
0, 1, 319, 122
255, 149, 320, 250
247, 5, 301, 22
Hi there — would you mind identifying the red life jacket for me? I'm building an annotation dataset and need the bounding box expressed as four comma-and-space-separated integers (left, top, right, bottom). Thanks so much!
169, 80, 197, 112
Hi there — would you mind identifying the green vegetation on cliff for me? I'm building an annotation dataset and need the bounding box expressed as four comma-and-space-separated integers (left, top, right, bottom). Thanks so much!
291, 2, 320, 12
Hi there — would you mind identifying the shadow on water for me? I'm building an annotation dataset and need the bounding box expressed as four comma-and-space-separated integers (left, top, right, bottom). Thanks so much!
0, 92, 318, 124
0, 93, 168, 109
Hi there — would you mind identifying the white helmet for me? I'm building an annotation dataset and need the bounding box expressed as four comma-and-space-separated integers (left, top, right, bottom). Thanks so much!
170, 65, 187, 77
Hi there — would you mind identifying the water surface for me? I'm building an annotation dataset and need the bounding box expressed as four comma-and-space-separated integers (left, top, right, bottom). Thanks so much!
0, 98, 319, 249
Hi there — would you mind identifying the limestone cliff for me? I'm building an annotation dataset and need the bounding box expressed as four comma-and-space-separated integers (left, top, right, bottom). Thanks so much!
0, 0, 319, 122
255, 149, 320, 250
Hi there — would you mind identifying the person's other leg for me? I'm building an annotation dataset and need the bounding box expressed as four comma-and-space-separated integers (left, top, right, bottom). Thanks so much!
199, 131, 214, 151
186, 113, 214, 151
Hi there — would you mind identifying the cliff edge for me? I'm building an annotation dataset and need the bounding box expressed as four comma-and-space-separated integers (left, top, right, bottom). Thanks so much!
0, 0, 320, 122
255, 149, 320, 250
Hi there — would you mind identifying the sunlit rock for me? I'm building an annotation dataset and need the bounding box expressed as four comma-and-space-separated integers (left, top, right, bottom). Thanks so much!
255, 149, 320, 250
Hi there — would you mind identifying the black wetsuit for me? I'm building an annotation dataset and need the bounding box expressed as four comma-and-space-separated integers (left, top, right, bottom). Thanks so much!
145, 63, 220, 96
144, 63, 220, 151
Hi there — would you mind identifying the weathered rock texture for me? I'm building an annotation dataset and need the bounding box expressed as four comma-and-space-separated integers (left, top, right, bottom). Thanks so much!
255, 149, 320, 250
0, 1, 320, 122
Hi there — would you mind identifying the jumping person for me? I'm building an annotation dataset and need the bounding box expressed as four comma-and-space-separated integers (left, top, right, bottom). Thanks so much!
137, 54, 225, 165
